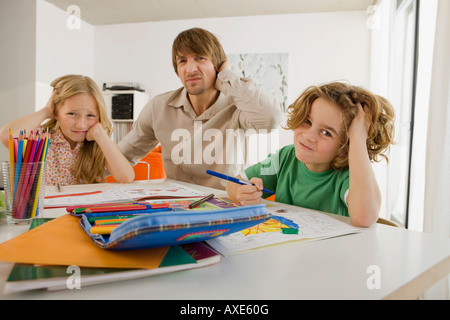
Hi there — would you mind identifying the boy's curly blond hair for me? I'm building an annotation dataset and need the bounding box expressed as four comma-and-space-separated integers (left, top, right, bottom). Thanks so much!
285, 82, 395, 170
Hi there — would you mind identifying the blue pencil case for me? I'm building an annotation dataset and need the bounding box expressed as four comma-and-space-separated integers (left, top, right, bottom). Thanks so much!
78, 204, 271, 250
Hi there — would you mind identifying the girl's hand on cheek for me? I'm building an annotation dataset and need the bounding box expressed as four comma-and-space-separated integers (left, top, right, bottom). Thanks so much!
86, 123, 103, 141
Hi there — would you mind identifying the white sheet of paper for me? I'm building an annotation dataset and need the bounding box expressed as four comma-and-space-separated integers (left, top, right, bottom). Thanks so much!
206, 201, 360, 256
44, 182, 206, 208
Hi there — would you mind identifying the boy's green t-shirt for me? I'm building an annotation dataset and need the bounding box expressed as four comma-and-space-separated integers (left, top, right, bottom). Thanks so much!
244, 144, 350, 217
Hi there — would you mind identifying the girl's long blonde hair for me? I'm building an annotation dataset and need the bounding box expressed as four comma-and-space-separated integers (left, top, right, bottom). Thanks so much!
286, 82, 395, 170
42, 75, 112, 184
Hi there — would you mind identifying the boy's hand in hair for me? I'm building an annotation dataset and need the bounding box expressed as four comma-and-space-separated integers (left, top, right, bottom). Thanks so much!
348, 102, 370, 142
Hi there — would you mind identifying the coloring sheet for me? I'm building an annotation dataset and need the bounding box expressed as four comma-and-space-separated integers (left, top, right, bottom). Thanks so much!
44, 182, 206, 208
114, 183, 206, 200
206, 201, 360, 256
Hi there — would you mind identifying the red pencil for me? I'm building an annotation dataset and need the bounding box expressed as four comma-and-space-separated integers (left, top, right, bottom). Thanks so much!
19, 134, 43, 218
82, 204, 148, 213
45, 190, 103, 199
12, 134, 34, 218
65, 202, 137, 212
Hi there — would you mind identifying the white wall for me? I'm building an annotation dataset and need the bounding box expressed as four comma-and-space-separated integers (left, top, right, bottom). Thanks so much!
94, 12, 370, 106
93, 11, 370, 151
1, 2, 371, 187
0, 0, 37, 164
2, 3, 372, 193
35, 0, 95, 110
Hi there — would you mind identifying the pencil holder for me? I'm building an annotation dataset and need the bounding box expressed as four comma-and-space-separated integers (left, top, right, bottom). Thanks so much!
2, 161, 47, 223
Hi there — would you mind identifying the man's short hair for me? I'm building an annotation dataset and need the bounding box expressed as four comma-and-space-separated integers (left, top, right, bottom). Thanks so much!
172, 27, 227, 74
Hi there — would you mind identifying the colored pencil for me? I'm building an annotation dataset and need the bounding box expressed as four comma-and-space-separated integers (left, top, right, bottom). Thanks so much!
8, 129, 15, 198
31, 129, 50, 218
15, 133, 38, 216
13, 131, 24, 202
6, 129, 50, 219
12, 133, 30, 217
73, 204, 148, 214
95, 219, 129, 226
89, 226, 117, 235
87, 214, 148, 224
65, 202, 137, 212
188, 193, 214, 209
45, 190, 103, 199
206, 170, 275, 194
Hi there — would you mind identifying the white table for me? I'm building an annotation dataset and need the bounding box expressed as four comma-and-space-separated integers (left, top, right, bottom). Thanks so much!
0, 180, 449, 300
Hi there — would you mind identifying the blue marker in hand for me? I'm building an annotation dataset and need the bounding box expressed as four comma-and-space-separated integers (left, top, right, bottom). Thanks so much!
206, 170, 275, 194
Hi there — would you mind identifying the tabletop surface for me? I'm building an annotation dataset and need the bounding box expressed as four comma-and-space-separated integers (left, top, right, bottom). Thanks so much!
0, 180, 449, 300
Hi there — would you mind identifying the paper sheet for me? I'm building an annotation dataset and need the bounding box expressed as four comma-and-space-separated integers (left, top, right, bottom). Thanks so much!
206, 201, 360, 255
0, 214, 168, 269
44, 182, 206, 208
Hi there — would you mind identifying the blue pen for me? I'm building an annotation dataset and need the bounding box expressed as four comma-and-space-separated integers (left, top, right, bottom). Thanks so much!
206, 170, 275, 194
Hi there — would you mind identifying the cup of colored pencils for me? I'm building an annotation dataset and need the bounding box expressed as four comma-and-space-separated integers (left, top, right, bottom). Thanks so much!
1, 129, 50, 223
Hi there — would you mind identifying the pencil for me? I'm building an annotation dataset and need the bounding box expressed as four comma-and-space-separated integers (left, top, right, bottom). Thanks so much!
206, 170, 275, 194
8, 129, 14, 162
21, 129, 27, 158
14, 132, 36, 219
73, 204, 147, 214
45, 190, 103, 199
188, 193, 214, 209
13, 131, 24, 203
31, 129, 51, 218
90, 225, 118, 235
95, 218, 129, 226
8, 129, 15, 198
87, 214, 148, 224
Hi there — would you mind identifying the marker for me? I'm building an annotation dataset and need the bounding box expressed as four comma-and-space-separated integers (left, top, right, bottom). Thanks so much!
73, 204, 148, 214
87, 214, 150, 224
188, 193, 214, 209
85, 207, 172, 224
95, 219, 129, 226
206, 170, 275, 194
90, 225, 117, 235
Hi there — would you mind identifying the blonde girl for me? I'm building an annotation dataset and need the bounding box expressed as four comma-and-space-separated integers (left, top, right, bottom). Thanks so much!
0, 74, 134, 185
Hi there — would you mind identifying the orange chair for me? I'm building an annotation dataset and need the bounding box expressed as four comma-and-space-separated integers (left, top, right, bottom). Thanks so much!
106, 145, 166, 182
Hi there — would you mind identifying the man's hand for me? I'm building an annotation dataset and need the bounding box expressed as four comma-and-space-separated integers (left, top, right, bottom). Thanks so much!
218, 59, 231, 73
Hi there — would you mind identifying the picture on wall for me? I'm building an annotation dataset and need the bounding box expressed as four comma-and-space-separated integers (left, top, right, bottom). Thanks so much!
228, 53, 289, 112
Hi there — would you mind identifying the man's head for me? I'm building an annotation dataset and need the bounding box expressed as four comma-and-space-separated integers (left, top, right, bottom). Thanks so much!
172, 28, 227, 75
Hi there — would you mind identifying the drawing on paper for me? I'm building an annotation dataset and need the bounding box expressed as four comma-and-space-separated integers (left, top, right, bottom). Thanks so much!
241, 215, 298, 236
148, 197, 241, 210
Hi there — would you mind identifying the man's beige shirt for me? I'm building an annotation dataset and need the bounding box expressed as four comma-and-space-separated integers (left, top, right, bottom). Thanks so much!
118, 70, 281, 190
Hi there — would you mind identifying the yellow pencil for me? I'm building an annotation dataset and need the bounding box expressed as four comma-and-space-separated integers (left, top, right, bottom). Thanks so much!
31, 130, 50, 218
90, 225, 118, 235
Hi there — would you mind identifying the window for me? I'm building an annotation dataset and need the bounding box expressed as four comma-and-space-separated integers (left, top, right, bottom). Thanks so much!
370, 0, 438, 229
387, 0, 417, 227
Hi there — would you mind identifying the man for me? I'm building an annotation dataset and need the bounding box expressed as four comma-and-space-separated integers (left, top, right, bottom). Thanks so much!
118, 27, 281, 189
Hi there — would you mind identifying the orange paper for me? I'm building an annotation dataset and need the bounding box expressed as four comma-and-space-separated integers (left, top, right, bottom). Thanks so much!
0, 214, 168, 269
